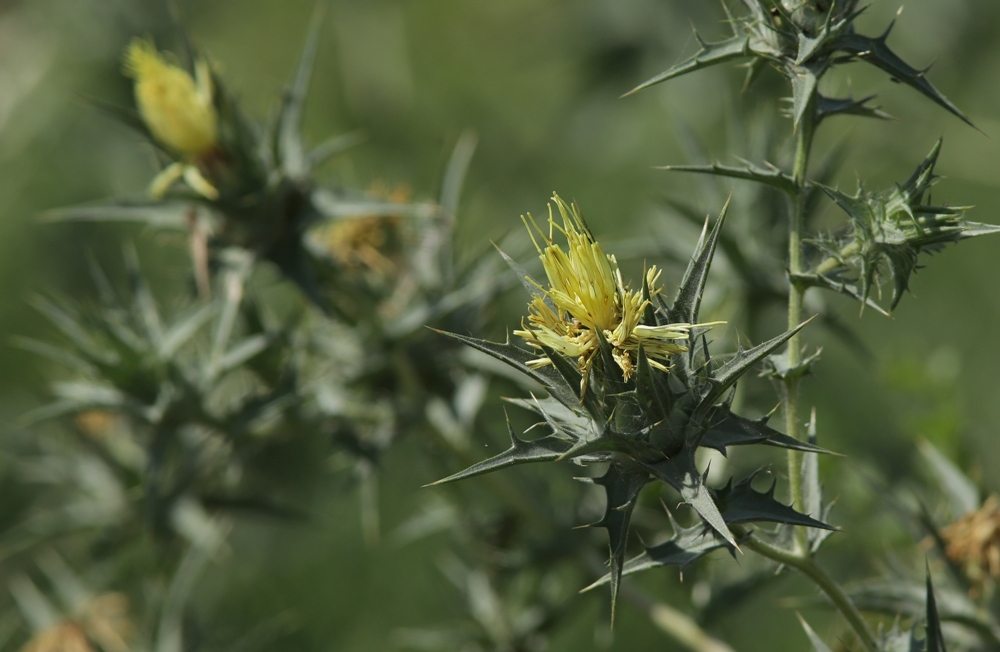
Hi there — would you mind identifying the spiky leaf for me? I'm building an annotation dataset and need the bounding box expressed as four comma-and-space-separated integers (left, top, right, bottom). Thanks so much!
625, 35, 750, 96
585, 464, 651, 620
435, 331, 579, 410
655, 162, 796, 195
427, 418, 572, 486
586, 516, 737, 590
715, 473, 835, 530
834, 28, 974, 128
645, 451, 736, 547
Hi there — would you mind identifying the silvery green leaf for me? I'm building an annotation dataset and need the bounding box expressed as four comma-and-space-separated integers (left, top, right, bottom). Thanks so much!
582, 464, 651, 622
817, 94, 894, 123
276, 4, 325, 181
625, 35, 750, 96
645, 450, 736, 547
585, 514, 737, 589
435, 331, 579, 410
834, 28, 974, 129
714, 472, 835, 530
426, 417, 572, 487
655, 161, 797, 195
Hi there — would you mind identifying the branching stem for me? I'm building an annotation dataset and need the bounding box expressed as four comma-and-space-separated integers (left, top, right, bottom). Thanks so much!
738, 528, 878, 652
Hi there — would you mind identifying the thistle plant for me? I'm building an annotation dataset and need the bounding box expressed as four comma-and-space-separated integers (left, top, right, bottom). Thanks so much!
427, 1, 999, 650
4, 2, 999, 651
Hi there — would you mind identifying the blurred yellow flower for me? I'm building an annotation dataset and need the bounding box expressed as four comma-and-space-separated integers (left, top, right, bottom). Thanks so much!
123, 38, 219, 199
514, 195, 718, 389
124, 38, 217, 156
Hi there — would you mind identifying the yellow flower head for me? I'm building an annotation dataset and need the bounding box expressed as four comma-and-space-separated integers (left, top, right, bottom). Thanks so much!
123, 38, 218, 156
514, 195, 718, 388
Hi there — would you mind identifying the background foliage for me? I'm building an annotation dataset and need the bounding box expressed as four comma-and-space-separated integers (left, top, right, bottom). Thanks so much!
2, 0, 1000, 650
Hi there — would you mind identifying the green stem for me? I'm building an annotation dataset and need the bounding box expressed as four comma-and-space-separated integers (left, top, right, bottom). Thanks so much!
785, 105, 816, 556
740, 531, 878, 652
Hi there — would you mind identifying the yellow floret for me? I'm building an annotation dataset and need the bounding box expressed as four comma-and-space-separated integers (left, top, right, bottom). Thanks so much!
123, 38, 218, 156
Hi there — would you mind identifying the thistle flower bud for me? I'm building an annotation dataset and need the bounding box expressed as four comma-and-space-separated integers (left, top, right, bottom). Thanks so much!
123, 38, 218, 157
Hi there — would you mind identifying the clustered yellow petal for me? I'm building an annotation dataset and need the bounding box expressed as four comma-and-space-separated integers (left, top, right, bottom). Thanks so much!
514, 195, 719, 390
123, 39, 220, 200
124, 38, 218, 156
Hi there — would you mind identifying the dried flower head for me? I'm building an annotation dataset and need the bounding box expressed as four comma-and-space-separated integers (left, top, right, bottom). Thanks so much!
123, 38, 220, 199
941, 495, 1000, 593
318, 183, 410, 276
514, 195, 716, 386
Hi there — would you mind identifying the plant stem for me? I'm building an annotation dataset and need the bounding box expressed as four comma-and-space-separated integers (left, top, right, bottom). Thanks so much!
785, 105, 816, 556
739, 530, 878, 652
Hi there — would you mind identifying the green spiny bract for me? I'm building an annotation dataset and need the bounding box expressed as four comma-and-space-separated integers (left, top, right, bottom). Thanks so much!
432, 200, 833, 616
808, 140, 1000, 311
629, 0, 972, 130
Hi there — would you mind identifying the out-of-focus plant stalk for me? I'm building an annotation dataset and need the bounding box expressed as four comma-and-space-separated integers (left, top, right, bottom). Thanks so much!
785, 96, 816, 556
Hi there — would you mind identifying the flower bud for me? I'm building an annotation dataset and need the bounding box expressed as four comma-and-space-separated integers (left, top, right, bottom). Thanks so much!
123, 39, 218, 157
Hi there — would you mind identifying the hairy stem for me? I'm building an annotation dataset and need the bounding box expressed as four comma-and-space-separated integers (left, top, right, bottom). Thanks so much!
740, 530, 878, 652
785, 106, 816, 556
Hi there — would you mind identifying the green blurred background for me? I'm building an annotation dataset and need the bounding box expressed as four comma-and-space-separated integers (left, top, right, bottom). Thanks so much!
1, 0, 999, 649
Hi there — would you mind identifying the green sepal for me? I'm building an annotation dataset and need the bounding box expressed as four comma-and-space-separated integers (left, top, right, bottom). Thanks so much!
713, 472, 835, 530
833, 26, 974, 129
580, 464, 651, 622
655, 161, 796, 195
624, 35, 750, 97
819, 140, 1000, 310
644, 450, 736, 547
426, 416, 572, 487
434, 331, 578, 410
